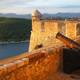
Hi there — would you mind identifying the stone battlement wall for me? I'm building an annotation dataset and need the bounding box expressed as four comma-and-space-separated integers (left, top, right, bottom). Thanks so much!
29, 10, 80, 51
0, 46, 62, 80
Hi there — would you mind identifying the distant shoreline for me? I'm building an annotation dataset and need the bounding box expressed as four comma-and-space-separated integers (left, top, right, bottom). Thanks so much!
0, 40, 29, 44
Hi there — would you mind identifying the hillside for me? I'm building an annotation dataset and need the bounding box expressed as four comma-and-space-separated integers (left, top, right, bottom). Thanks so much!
0, 17, 32, 42
0, 13, 31, 19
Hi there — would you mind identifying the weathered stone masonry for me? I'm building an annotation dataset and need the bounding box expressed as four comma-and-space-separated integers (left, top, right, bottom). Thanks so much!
29, 10, 80, 51
0, 46, 64, 80
0, 10, 79, 80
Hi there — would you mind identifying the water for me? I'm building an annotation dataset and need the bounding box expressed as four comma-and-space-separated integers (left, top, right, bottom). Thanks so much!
0, 42, 29, 60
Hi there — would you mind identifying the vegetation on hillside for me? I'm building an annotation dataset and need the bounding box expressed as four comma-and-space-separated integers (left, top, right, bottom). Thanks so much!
0, 17, 32, 42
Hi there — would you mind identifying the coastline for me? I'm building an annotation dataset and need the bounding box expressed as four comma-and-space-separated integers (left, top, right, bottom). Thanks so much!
0, 52, 28, 65
0, 40, 29, 44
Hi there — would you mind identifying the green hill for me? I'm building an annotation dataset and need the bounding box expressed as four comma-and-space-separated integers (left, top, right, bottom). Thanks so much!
0, 17, 32, 42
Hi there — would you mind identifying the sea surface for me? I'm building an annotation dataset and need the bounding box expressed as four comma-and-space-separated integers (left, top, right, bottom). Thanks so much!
0, 42, 29, 60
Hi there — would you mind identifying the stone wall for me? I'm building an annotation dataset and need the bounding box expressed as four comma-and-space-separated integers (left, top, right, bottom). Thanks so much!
29, 10, 80, 51
29, 20, 62, 51
65, 21, 76, 39
0, 46, 62, 80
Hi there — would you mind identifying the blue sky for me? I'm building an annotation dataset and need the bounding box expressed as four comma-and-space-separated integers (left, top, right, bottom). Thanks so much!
0, 0, 80, 14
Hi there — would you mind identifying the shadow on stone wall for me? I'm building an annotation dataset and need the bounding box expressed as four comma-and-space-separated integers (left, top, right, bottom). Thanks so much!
63, 48, 80, 74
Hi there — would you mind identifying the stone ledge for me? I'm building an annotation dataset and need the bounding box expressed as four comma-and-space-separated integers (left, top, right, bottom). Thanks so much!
0, 57, 29, 76
0, 46, 62, 79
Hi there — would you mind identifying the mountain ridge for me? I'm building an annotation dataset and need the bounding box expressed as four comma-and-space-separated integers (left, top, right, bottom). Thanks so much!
0, 13, 80, 19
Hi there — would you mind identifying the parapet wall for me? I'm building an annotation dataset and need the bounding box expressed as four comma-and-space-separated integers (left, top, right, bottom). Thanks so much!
0, 46, 62, 80
29, 10, 80, 51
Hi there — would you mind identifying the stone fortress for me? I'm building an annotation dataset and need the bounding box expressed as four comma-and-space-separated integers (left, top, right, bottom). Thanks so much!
29, 10, 80, 51
0, 10, 80, 80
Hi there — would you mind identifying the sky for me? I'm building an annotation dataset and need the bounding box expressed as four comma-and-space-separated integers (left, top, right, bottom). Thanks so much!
0, 0, 80, 14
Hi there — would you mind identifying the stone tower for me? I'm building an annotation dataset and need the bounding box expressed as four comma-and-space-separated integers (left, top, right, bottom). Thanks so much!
31, 10, 42, 31
29, 10, 42, 51
29, 10, 59, 52
32, 10, 42, 20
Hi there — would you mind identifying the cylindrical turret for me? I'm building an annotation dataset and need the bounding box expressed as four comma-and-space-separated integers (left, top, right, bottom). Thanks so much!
32, 10, 42, 21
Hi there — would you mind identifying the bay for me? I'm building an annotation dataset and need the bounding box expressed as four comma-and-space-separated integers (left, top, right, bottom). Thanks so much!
0, 42, 29, 60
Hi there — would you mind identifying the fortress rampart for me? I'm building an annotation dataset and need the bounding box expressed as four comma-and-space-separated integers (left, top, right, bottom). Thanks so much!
0, 46, 66, 80
29, 10, 80, 51
0, 10, 80, 80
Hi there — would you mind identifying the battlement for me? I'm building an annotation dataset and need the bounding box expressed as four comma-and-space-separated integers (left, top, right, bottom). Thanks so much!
29, 10, 80, 51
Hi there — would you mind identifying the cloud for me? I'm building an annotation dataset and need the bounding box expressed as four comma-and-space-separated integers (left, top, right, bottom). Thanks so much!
0, 0, 33, 7
0, 0, 80, 8
25, 0, 80, 8
0, 0, 79, 7
0, 0, 80, 14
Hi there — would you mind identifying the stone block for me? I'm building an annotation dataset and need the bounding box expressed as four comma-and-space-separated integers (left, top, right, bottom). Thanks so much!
4, 63, 17, 73
0, 65, 7, 76
13, 60, 25, 68
21, 57, 29, 65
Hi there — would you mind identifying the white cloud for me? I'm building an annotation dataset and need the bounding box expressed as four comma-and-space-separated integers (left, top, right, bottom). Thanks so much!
0, 7, 80, 14
25, 0, 80, 7
0, 0, 33, 7
0, 0, 80, 8
0, 0, 80, 14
